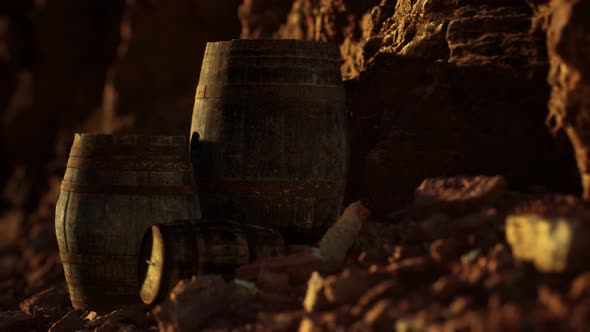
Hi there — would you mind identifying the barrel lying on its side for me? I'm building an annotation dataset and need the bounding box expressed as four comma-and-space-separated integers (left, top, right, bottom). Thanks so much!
190, 39, 349, 243
55, 134, 200, 311
139, 220, 260, 305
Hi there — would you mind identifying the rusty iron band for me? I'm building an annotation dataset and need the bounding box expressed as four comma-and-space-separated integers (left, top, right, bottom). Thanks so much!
67, 157, 192, 172
195, 84, 346, 100
197, 179, 345, 198
70, 144, 188, 157
60, 181, 197, 195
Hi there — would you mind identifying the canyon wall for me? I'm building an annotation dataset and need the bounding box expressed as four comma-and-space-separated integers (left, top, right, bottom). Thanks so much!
240, 0, 581, 214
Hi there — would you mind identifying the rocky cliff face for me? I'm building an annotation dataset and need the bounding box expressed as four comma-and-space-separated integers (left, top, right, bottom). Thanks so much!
1, 0, 124, 211
241, 0, 581, 214
534, 0, 590, 201
103, 0, 241, 135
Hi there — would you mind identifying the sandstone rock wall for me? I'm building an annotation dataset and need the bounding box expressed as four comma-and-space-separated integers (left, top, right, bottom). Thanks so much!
1, 0, 124, 211
241, 0, 581, 214
534, 0, 590, 201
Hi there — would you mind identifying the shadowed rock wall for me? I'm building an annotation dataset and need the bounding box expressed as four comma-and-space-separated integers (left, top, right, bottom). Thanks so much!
0, 0, 241, 310
241, 0, 581, 215
103, 0, 242, 135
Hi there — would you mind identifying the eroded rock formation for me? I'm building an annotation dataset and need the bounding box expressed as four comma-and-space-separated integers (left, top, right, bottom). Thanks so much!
103, 0, 242, 135
242, 0, 581, 214
533, 0, 590, 201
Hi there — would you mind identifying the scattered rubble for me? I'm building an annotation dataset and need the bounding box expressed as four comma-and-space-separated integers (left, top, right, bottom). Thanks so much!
0, 210, 23, 251
237, 246, 323, 284
2, 174, 590, 330
1, 1, 590, 330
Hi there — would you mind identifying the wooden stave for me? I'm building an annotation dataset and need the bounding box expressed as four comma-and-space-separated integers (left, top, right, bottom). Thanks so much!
55, 135, 200, 311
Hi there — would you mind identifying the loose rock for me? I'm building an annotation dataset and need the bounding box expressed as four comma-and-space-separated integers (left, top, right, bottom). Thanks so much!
19, 284, 71, 323
506, 196, 590, 272
413, 176, 508, 218
319, 201, 370, 268
153, 275, 235, 332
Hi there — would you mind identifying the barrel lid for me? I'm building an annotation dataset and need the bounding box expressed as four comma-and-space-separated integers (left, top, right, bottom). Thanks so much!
139, 225, 165, 305
204, 39, 340, 59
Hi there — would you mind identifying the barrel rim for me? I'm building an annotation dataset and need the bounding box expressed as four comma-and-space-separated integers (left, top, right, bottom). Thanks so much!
205, 39, 339, 51
139, 225, 165, 305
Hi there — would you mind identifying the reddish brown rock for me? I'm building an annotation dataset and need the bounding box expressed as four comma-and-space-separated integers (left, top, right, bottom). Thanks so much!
238, 0, 294, 38
570, 272, 590, 301
320, 201, 370, 267
257, 269, 290, 291
363, 298, 394, 330
103, 0, 241, 135
413, 176, 508, 218
19, 285, 71, 323
256, 311, 305, 331
538, 285, 569, 319
323, 270, 382, 306
540, 0, 590, 201
153, 276, 235, 332
355, 279, 398, 312
0, 211, 23, 253
236, 247, 323, 284
430, 239, 462, 265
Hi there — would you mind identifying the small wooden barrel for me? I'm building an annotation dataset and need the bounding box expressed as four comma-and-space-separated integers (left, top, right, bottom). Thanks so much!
190, 39, 349, 243
139, 220, 256, 305
54, 134, 200, 311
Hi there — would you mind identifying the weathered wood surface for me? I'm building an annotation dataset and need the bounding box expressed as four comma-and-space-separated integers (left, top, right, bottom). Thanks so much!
54, 134, 200, 311
139, 220, 250, 305
190, 39, 349, 243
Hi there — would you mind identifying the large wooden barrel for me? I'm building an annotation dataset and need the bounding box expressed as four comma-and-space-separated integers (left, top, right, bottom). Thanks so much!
139, 220, 285, 305
54, 134, 200, 311
190, 39, 349, 243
